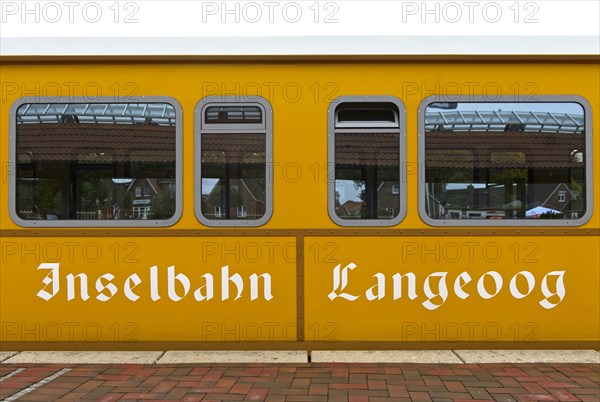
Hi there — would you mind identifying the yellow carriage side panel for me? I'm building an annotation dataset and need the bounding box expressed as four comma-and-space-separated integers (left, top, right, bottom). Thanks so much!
1, 60, 599, 230
1, 237, 296, 342
305, 236, 599, 342
0, 58, 599, 348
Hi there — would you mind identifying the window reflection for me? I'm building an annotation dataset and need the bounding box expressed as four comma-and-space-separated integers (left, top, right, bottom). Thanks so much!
334, 148, 400, 220
200, 133, 266, 220
424, 102, 586, 220
15, 103, 177, 221
197, 100, 271, 225
332, 103, 402, 222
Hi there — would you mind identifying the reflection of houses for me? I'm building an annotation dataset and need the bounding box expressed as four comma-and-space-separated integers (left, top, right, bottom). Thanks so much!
436, 183, 581, 219
426, 129, 585, 219
529, 183, 581, 218
200, 131, 266, 220
338, 200, 363, 217
377, 182, 400, 217
124, 178, 176, 219
15, 121, 176, 220
335, 182, 400, 219
203, 178, 265, 219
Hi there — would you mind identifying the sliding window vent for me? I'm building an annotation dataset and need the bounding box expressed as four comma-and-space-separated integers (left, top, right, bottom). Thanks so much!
335, 103, 399, 129
205, 106, 262, 124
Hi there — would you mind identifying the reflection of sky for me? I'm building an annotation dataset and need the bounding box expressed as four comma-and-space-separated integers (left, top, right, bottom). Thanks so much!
446, 183, 486, 190
111, 178, 132, 184
202, 178, 218, 195
336, 180, 364, 204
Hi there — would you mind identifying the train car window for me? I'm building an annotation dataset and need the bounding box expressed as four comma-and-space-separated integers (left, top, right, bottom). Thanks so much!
328, 97, 407, 226
419, 96, 593, 226
9, 98, 183, 227
195, 96, 273, 227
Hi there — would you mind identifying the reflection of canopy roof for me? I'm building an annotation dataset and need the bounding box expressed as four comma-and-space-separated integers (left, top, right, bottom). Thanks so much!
17, 123, 175, 163
426, 111, 584, 133
426, 131, 584, 168
17, 103, 176, 126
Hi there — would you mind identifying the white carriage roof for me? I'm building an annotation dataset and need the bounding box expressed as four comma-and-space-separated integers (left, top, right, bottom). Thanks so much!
1, 36, 599, 57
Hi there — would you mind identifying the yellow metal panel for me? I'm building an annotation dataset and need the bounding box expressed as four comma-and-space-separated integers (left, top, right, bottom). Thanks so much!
0, 58, 598, 347
1, 237, 296, 342
1, 60, 598, 230
305, 236, 599, 342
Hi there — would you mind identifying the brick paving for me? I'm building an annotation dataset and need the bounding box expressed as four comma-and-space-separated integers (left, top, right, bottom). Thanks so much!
0, 363, 597, 401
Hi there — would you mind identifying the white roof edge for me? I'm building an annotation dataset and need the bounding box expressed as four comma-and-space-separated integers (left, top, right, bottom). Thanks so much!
2, 36, 599, 57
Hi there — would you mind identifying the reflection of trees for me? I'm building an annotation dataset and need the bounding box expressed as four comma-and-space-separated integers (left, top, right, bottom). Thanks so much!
352, 180, 367, 218
427, 167, 473, 184
349, 165, 399, 219
539, 211, 564, 219
150, 190, 175, 219
490, 168, 527, 218
427, 167, 528, 218
78, 171, 113, 211
17, 178, 61, 218
490, 168, 527, 185
569, 178, 584, 198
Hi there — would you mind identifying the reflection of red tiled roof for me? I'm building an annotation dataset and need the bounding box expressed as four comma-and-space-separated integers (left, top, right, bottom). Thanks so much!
426, 131, 585, 168
336, 133, 399, 166
201, 133, 265, 164
17, 123, 175, 162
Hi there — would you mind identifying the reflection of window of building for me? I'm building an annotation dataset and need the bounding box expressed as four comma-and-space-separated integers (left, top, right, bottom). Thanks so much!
197, 96, 273, 227
11, 100, 181, 226
329, 97, 406, 226
132, 206, 151, 219
558, 191, 566, 202
420, 97, 590, 225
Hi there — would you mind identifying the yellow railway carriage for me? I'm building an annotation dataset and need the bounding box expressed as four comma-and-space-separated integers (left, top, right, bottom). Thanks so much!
1, 37, 598, 350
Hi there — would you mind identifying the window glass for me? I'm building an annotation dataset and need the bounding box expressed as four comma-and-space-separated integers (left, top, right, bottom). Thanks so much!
14, 102, 179, 224
334, 133, 400, 219
423, 101, 588, 222
196, 98, 272, 226
200, 133, 266, 220
329, 98, 406, 226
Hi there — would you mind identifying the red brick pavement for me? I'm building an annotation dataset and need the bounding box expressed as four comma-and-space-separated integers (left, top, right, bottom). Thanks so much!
0, 363, 597, 401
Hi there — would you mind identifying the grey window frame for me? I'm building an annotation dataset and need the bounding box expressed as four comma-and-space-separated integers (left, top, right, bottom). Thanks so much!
195, 96, 273, 227
418, 95, 593, 227
328, 96, 407, 227
8, 96, 183, 228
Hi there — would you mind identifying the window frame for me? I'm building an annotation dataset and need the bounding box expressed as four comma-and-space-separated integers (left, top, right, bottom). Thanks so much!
8, 96, 183, 228
194, 96, 273, 227
418, 94, 593, 227
328, 96, 407, 227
